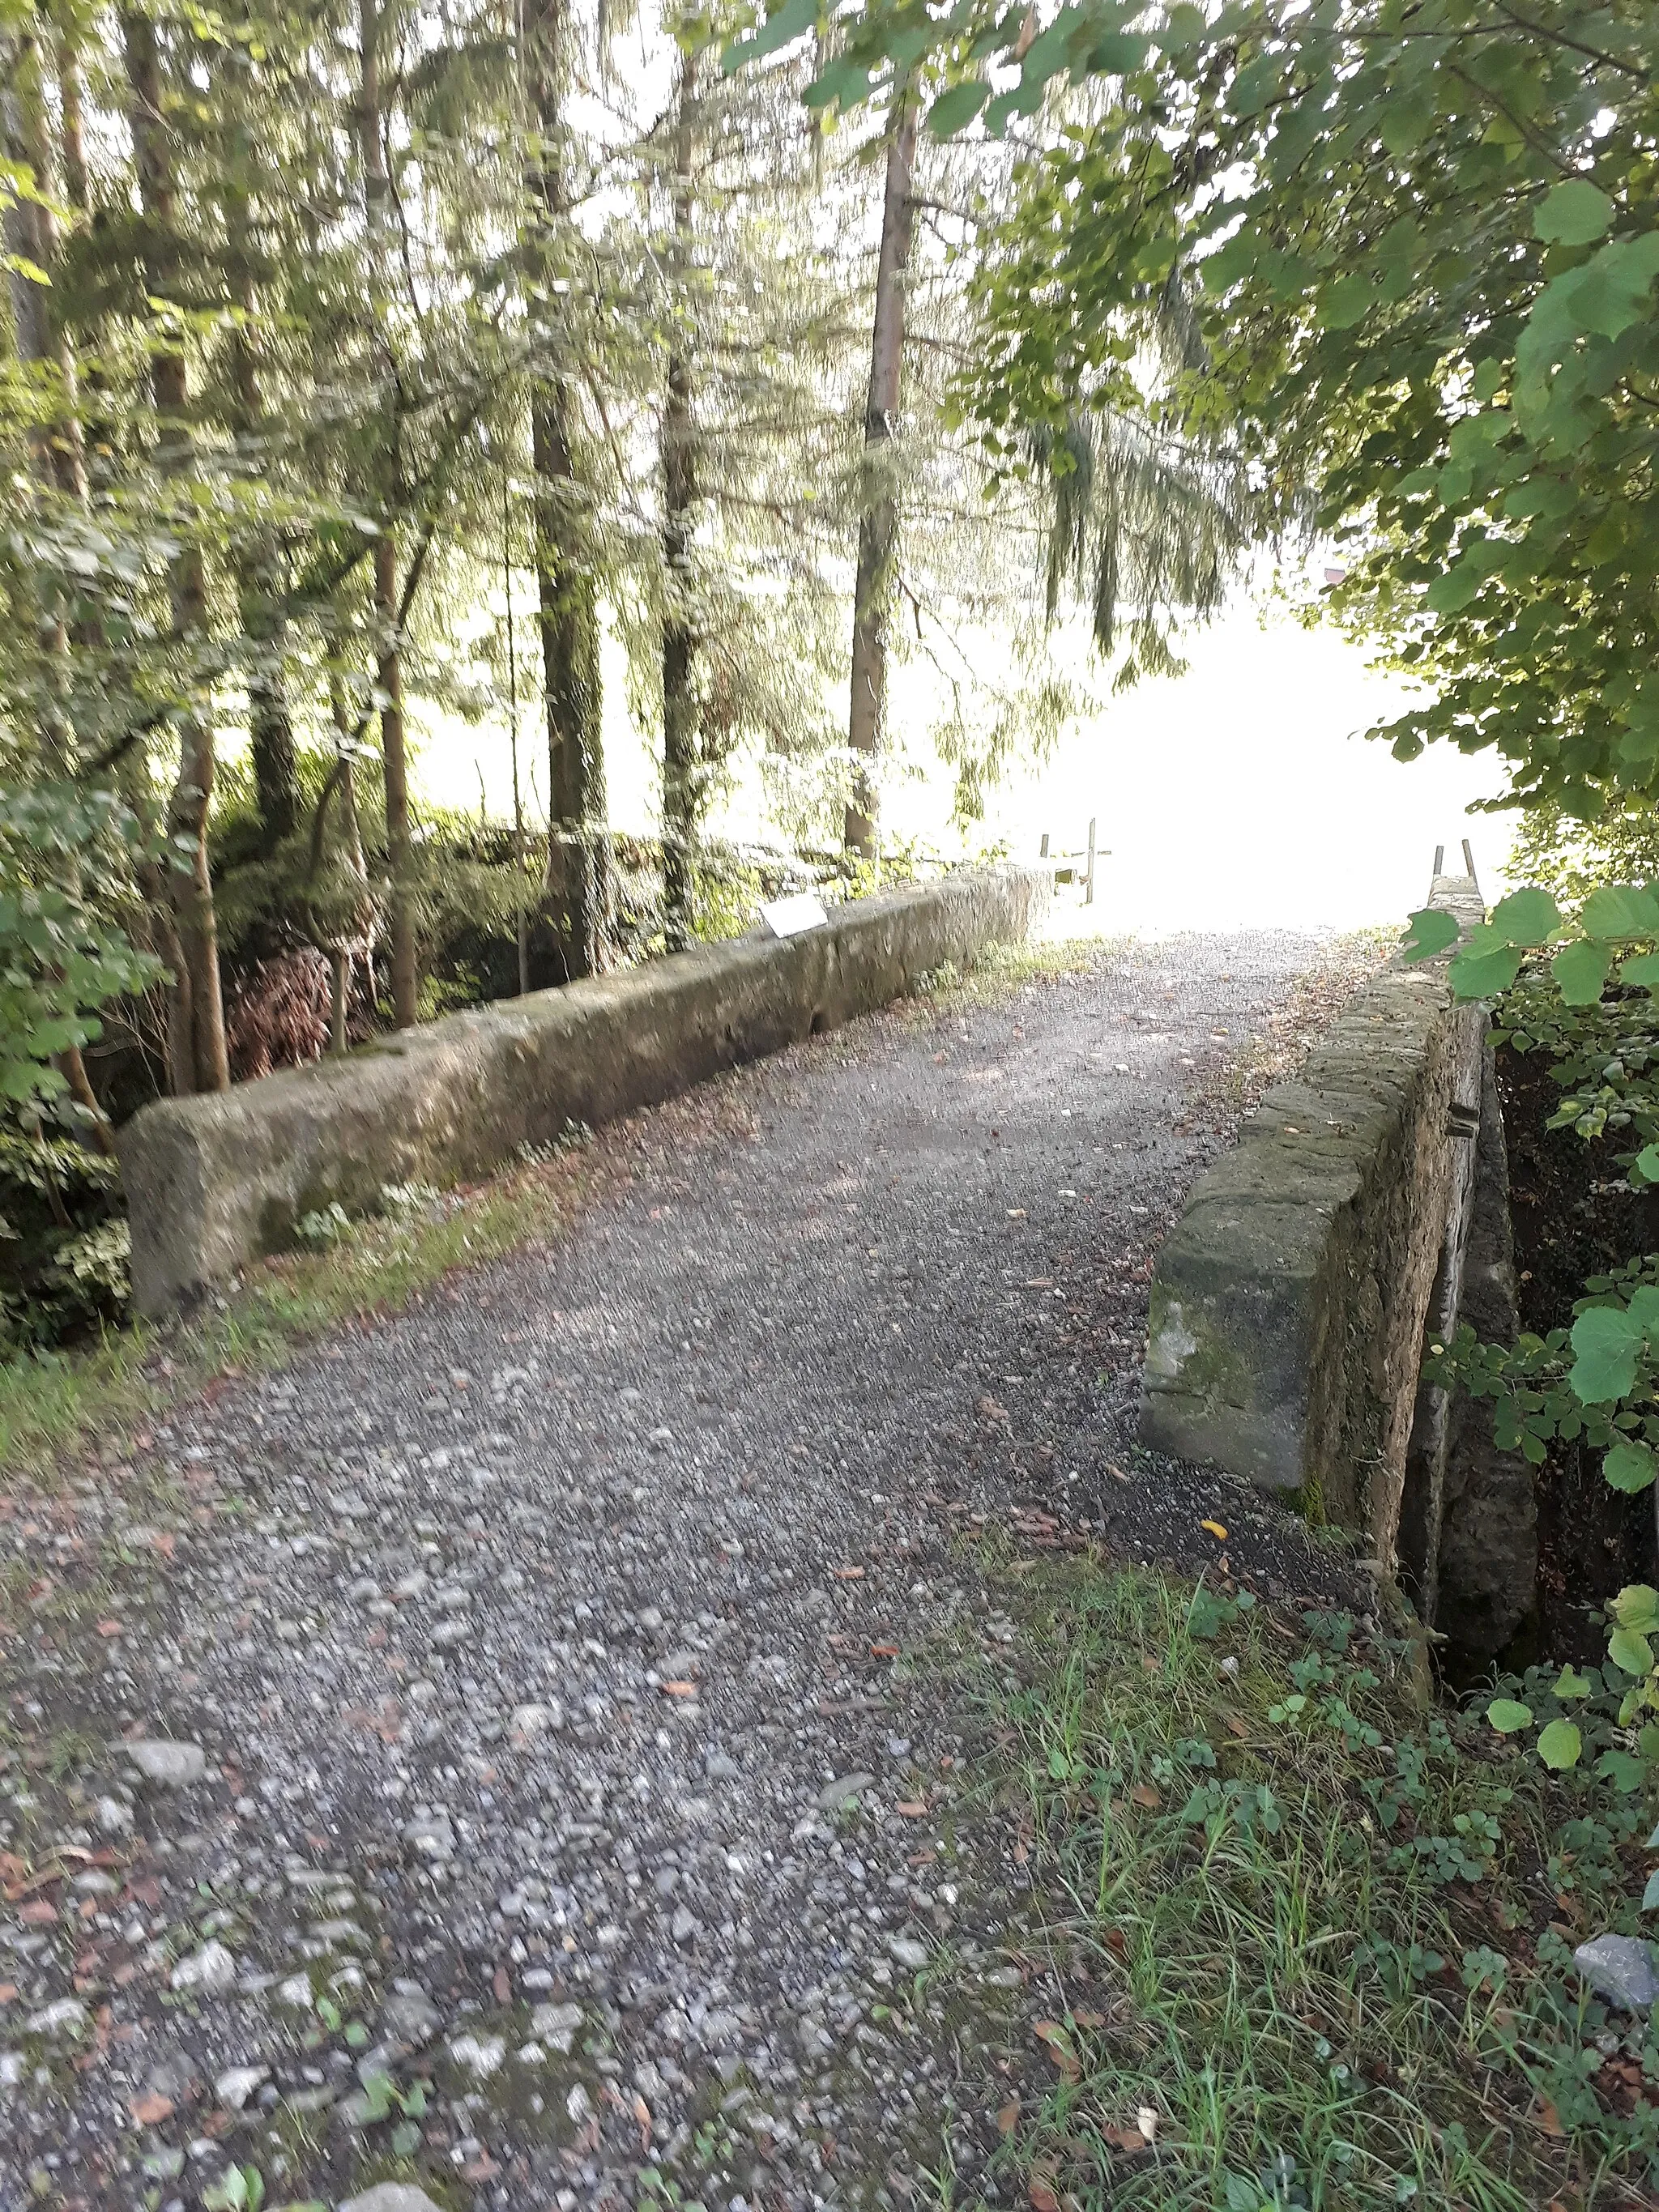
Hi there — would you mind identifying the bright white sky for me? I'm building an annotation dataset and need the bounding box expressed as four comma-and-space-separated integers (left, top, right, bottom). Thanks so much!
412, 587, 1518, 939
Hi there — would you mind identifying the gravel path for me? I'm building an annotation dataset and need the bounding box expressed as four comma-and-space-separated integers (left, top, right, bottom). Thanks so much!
2, 930, 1371, 2212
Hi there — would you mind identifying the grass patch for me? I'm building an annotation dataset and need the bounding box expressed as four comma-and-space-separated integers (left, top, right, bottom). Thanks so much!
968, 1558, 1659, 2210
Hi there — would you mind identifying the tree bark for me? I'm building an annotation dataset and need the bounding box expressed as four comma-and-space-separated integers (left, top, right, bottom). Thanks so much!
224, 131, 299, 852
374, 531, 419, 1027
123, 7, 230, 1093
845, 101, 918, 861
522, 0, 608, 981
660, 40, 698, 954
359, 0, 418, 1026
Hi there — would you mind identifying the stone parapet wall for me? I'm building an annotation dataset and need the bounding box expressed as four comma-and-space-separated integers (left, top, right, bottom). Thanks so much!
1141, 873, 1489, 1587
120, 867, 1050, 1315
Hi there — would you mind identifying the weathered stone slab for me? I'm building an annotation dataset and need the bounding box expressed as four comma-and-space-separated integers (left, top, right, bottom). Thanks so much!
1141, 875, 1487, 1569
120, 867, 1049, 1314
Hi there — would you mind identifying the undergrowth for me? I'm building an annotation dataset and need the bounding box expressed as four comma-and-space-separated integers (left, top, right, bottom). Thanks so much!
971, 1559, 1659, 2211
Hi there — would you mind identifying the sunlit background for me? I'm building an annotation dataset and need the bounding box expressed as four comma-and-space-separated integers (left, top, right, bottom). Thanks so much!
412, 584, 1519, 940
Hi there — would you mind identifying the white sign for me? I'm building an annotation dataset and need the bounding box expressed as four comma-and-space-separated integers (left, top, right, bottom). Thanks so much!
759, 892, 829, 938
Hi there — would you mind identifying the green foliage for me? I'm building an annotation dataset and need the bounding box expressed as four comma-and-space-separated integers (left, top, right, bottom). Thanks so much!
972, 1561, 1659, 2209
728, 0, 1659, 829
0, 1115, 130, 1357
0, 782, 162, 1114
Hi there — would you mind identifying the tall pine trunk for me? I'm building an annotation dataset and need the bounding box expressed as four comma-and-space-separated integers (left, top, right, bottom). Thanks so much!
359, 0, 418, 1026
123, 8, 230, 1093
224, 130, 299, 854
845, 101, 918, 862
660, 40, 698, 954
522, 0, 608, 981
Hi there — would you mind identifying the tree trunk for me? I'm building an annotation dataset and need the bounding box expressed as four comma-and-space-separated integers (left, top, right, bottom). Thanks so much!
660, 40, 698, 954
5, 35, 83, 501
375, 532, 419, 1027
225, 152, 299, 852
123, 7, 230, 1093
359, 0, 418, 1026
522, 0, 608, 981
845, 101, 918, 862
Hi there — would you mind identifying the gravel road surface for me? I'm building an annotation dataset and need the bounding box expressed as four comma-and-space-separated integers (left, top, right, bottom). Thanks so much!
2, 930, 1371, 2212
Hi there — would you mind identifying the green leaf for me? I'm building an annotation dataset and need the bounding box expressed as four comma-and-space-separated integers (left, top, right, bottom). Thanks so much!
1316, 275, 1371, 330
1401, 907, 1458, 962
1597, 1747, 1650, 1792
1553, 940, 1611, 1005
721, 0, 817, 75
1534, 180, 1616, 246
1537, 1717, 1583, 1769
1447, 943, 1524, 999
1486, 1697, 1533, 1734
1087, 30, 1149, 71
1228, 52, 1282, 118
1554, 1665, 1593, 1699
926, 79, 991, 139
1379, 88, 1434, 158
1425, 562, 1482, 615
1623, 953, 1659, 992
1491, 886, 1563, 948
1610, 1626, 1656, 1677
1614, 1584, 1659, 1634
1160, 2, 1205, 49
804, 59, 871, 110
1642, 1868, 1659, 1911
1581, 884, 1659, 939
1605, 1440, 1658, 1494
1631, 1144, 1659, 1186
1568, 1303, 1644, 1403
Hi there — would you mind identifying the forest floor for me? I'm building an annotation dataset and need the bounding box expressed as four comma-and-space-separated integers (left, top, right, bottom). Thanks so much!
2, 929, 1408, 2212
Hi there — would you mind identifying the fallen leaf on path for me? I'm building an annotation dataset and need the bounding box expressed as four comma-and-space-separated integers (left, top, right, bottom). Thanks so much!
1102, 2123, 1149, 2152
1137, 2106, 1159, 2142
1033, 2021, 1081, 2082
832, 1566, 865, 1581
1107, 1463, 1130, 1483
493, 1964, 511, 2004
96, 1619, 122, 1638
893, 1801, 930, 1817
1129, 1783, 1162, 1811
130, 2092, 173, 2126
868, 1643, 899, 1659
1028, 2180, 1059, 2212
19, 1899, 58, 1926
1225, 1715, 1250, 1740
659, 1681, 698, 1698
1102, 1927, 1128, 1960
1201, 1520, 1227, 1541
997, 2099, 1020, 2137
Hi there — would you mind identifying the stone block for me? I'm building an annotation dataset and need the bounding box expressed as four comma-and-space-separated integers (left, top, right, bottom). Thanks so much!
119, 867, 1048, 1314
1141, 873, 1491, 1568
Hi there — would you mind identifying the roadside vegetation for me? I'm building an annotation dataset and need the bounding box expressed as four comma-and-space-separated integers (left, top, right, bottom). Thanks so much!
966, 1553, 1659, 2211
